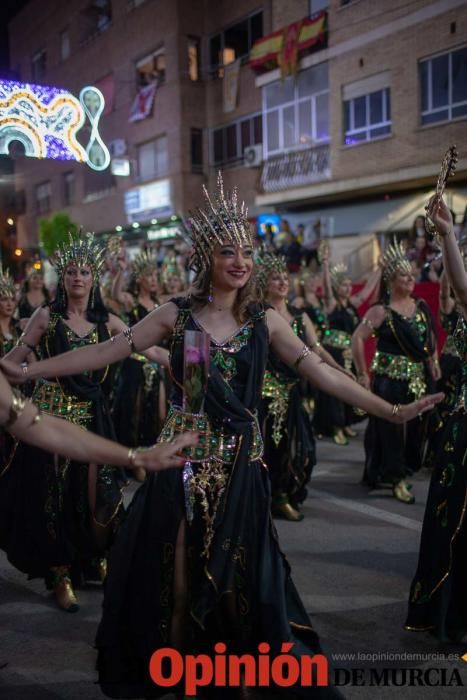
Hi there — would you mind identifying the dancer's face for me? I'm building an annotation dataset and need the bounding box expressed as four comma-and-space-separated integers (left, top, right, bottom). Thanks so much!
138, 268, 159, 295
211, 244, 254, 292
336, 278, 352, 299
266, 271, 289, 300
64, 264, 93, 301
165, 274, 183, 294
391, 270, 415, 296
304, 274, 319, 294
29, 272, 44, 290
0, 295, 16, 318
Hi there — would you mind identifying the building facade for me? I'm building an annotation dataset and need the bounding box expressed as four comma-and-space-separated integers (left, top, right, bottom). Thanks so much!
6, 0, 467, 263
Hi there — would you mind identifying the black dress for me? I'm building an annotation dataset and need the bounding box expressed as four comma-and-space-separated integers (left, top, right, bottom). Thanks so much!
313, 302, 359, 435
96, 297, 341, 699
0, 320, 21, 467
363, 300, 436, 487
261, 310, 316, 508
112, 303, 165, 448
0, 314, 126, 585
405, 316, 467, 640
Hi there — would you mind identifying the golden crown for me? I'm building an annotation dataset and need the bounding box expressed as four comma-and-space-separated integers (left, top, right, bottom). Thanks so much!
381, 239, 412, 280
330, 263, 349, 288
0, 265, 15, 298
53, 231, 106, 281
256, 251, 287, 291
132, 250, 158, 279
160, 255, 185, 287
188, 172, 253, 274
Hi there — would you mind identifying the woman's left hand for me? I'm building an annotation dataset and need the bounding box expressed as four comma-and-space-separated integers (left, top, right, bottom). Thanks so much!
391, 393, 444, 424
133, 432, 199, 472
429, 359, 442, 382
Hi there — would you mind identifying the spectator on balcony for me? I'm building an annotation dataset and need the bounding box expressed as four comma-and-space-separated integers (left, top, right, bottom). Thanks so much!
277, 222, 304, 274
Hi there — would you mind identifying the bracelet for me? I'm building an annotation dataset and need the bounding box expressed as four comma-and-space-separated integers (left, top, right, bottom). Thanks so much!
21, 362, 29, 377
4, 390, 27, 428
361, 316, 375, 334
128, 447, 137, 467
123, 327, 137, 353
392, 403, 401, 417
310, 340, 321, 351
294, 345, 311, 369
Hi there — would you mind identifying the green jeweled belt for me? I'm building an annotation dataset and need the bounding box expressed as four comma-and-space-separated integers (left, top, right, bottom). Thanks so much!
32, 381, 93, 426
371, 351, 426, 399
442, 335, 460, 359
158, 406, 263, 464
323, 329, 351, 349
262, 369, 296, 447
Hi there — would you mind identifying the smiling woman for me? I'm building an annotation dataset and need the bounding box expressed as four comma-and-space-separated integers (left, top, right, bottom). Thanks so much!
0, 175, 442, 699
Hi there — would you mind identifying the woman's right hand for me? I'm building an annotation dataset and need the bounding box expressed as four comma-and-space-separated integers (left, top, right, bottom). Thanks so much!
133, 433, 199, 472
0, 359, 29, 384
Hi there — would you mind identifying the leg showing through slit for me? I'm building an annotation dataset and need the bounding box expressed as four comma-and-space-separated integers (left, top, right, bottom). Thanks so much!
170, 519, 188, 651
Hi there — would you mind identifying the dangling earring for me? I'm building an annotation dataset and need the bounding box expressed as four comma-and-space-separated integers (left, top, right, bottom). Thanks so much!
208, 279, 213, 303
90, 284, 96, 309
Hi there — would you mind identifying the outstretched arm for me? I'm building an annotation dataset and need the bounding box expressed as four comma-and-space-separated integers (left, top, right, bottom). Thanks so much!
427, 195, 467, 312
1, 302, 178, 384
266, 308, 442, 422
350, 266, 382, 308
0, 371, 196, 472
302, 314, 353, 378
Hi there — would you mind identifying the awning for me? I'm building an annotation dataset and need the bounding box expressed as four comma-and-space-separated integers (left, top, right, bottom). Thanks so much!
249, 11, 327, 77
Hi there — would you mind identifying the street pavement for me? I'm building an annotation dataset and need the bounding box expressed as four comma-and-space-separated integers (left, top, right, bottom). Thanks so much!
1, 423, 466, 699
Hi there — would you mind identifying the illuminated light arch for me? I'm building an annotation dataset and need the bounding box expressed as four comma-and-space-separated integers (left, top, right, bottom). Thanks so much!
0, 79, 110, 171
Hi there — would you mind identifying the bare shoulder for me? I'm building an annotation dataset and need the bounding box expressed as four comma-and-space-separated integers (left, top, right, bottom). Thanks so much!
364, 304, 385, 327
146, 301, 179, 330
107, 313, 127, 335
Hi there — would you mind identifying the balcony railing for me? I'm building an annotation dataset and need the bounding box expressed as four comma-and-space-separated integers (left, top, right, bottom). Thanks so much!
260, 144, 330, 193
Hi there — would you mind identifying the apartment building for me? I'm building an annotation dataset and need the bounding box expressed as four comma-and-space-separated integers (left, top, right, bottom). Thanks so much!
6, 0, 467, 262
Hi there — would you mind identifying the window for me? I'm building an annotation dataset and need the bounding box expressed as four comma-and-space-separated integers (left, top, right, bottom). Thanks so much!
263, 63, 329, 158
80, 0, 112, 44
63, 172, 75, 206
31, 50, 47, 82
209, 11, 263, 77
420, 46, 467, 125
211, 113, 262, 166
343, 87, 391, 145
136, 48, 166, 87
191, 129, 203, 172
35, 182, 51, 214
137, 136, 168, 182
188, 37, 200, 81
60, 30, 70, 61
128, 0, 147, 9
309, 0, 328, 13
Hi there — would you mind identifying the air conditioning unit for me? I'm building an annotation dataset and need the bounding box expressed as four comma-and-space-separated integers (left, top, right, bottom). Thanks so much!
243, 144, 263, 167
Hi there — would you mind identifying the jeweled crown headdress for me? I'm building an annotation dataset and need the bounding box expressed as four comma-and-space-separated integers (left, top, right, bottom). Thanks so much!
381, 239, 412, 281
188, 172, 253, 274
0, 265, 15, 298
132, 250, 158, 279
160, 255, 184, 287
256, 250, 287, 291
53, 230, 106, 281
330, 263, 349, 289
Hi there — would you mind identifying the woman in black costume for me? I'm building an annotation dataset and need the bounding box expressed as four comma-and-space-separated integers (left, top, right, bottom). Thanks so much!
0, 233, 141, 613
17, 268, 49, 319
3, 176, 442, 698
292, 267, 327, 339
258, 252, 352, 522
314, 251, 381, 445
352, 240, 440, 503
111, 250, 168, 481
405, 196, 467, 641
0, 266, 22, 466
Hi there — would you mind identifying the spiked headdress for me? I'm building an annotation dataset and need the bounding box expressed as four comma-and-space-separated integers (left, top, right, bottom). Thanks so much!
132, 250, 158, 279
330, 263, 350, 290
188, 172, 253, 274
256, 250, 287, 291
52, 231, 106, 281
160, 255, 185, 288
381, 239, 412, 281
0, 265, 15, 298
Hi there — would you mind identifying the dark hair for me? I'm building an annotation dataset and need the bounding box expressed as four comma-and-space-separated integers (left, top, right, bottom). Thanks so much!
22, 274, 50, 302
409, 215, 426, 244
50, 281, 109, 323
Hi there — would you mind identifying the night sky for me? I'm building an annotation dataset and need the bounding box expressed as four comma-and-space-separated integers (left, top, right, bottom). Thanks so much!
0, 0, 31, 76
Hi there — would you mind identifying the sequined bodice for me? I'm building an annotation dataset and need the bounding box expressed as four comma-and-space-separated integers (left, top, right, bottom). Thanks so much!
376, 305, 429, 356
327, 302, 359, 334
170, 309, 256, 408
453, 315, 467, 411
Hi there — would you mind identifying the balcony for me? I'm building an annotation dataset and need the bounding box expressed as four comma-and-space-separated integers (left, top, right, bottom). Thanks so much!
260, 144, 330, 193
